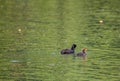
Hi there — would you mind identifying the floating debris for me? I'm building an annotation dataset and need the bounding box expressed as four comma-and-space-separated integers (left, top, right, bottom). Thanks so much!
18, 29, 22, 32
99, 20, 103, 24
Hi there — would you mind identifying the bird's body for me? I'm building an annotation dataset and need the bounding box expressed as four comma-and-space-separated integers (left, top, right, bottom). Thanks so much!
61, 49, 74, 54
77, 52, 86, 57
61, 44, 77, 54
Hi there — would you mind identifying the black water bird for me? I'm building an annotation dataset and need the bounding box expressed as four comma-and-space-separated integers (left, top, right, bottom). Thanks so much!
61, 44, 77, 54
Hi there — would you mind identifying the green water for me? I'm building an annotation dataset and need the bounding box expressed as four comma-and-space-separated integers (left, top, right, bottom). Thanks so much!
0, 0, 120, 81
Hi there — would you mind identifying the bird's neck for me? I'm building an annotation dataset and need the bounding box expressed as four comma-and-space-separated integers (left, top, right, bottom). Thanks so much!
71, 46, 75, 50
82, 50, 86, 53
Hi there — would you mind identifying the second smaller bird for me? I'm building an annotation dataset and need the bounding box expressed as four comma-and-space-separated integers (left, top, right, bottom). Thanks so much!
76, 48, 87, 61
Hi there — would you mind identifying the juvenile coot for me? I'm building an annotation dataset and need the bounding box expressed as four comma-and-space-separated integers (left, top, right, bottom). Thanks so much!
77, 48, 87, 60
61, 44, 77, 54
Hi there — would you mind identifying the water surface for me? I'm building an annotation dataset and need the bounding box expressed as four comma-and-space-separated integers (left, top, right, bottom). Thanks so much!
0, 0, 120, 81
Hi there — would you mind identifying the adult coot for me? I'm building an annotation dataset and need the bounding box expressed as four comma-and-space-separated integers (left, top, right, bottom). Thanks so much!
61, 44, 77, 54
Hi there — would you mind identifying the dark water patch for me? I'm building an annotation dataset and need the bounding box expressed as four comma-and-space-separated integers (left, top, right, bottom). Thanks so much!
27, 79, 42, 81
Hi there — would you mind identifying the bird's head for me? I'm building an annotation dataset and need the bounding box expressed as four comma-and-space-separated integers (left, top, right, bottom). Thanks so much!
82, 48, 87, 53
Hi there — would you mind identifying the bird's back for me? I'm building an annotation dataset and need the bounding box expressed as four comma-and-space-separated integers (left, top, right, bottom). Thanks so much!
77, 52, 86, 56
61, 49, 74, 54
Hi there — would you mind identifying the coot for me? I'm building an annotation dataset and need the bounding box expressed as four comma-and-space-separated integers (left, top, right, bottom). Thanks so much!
61, 44, 77, 54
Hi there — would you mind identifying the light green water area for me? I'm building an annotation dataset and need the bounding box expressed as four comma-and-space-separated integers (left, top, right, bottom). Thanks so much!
0, 0, 120, 81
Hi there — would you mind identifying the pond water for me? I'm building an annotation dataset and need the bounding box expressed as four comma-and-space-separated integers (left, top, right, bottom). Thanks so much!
0, 0, 120, 81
